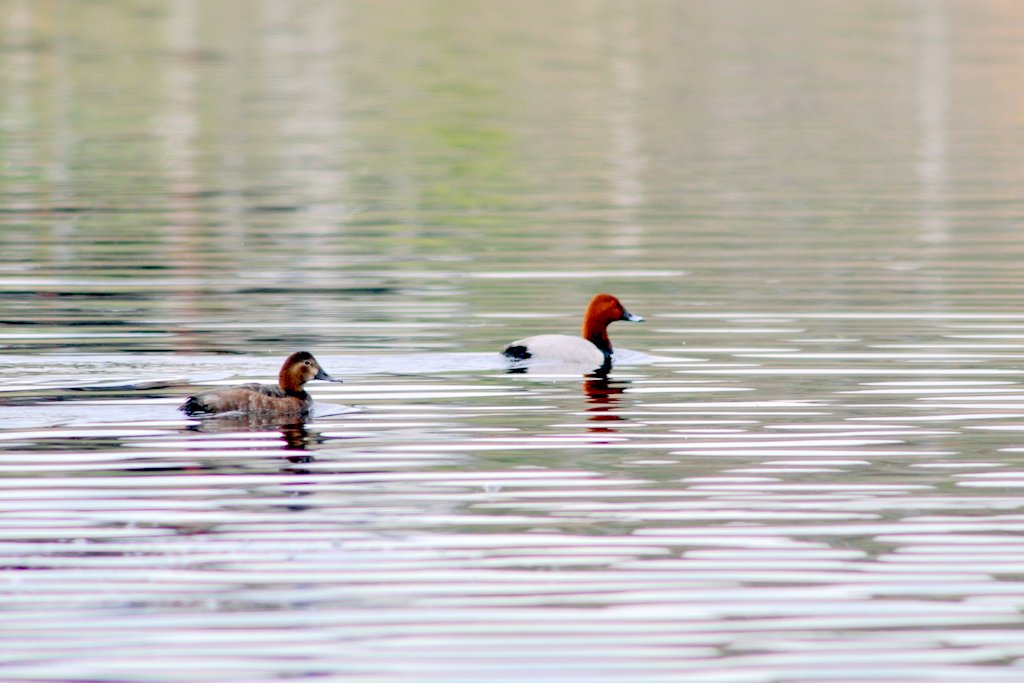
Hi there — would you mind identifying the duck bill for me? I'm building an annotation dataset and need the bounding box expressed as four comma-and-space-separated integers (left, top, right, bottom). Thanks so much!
621, 309, 645, 323
314, 369, 343, 383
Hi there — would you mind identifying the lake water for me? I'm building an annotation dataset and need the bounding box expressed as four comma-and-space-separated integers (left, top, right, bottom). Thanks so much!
4, 1, 1024, 681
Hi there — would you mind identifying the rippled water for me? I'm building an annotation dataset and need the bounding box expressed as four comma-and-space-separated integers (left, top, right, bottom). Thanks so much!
5, 1, 1024, 681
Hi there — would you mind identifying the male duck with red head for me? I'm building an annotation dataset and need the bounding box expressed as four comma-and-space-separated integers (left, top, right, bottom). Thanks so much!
502, 293, 644, 368
180, 351, 342, 416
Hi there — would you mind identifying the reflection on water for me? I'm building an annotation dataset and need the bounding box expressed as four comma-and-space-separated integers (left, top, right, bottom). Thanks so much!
186, 415, 318, 454
5, 1, 1024, 681
583, 375, 629, 433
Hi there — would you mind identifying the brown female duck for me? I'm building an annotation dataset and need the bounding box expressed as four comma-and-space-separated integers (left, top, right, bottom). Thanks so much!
180, 351, 341, 416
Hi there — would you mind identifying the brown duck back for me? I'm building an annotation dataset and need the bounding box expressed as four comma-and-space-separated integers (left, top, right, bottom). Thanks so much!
181, 383, 312, 415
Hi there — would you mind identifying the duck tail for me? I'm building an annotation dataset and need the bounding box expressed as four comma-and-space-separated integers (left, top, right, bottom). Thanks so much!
502, 345, 532, 360
179, 395, 208, 415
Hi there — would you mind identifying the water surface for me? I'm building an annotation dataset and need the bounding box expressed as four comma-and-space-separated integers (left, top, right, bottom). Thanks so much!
4, 1, 1024, 681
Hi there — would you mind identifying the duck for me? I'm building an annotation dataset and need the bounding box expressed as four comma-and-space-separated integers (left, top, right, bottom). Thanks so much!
502, 293, 644, 368
180, 351, 342, 416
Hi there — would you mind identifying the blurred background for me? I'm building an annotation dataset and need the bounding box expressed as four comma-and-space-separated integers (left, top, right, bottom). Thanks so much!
3, 0, 1023, 356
